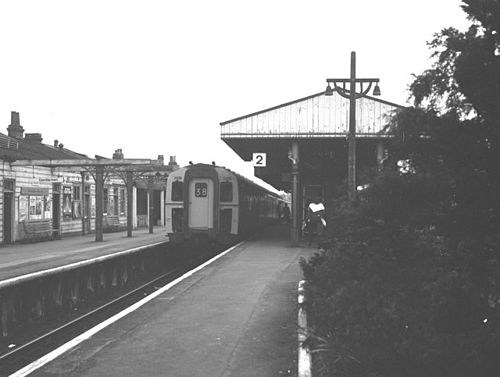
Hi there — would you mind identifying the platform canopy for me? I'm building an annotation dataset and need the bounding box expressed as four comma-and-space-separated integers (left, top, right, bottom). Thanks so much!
11, 157, 170, 242
220, 90, 404, 191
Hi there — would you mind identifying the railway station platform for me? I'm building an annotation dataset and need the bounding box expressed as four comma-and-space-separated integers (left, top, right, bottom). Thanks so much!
0, 228, 168, 282
22, 224, 314, 377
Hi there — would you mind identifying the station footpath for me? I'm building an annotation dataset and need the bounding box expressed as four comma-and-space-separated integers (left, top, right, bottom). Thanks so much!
24, 224, 315, 377
0, 228, 169, 282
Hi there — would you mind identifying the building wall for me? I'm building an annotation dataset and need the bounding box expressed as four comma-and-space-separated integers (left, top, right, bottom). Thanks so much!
2, 164, 59, 242
0, 163, 115, 242
0, 160, 167, 243
0, 176, 4, 242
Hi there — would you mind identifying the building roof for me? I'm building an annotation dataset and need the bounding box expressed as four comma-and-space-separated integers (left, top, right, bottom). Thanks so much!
219, 89, 406, 191
220, 90, 405, 139
0, 132, 88, 162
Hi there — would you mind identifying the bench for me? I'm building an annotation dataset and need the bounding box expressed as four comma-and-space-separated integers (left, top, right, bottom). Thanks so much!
21, 220, 57, 242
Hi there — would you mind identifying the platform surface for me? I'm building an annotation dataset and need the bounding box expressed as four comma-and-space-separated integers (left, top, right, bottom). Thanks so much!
25, 225, 313, 377
0, 228, 169, 282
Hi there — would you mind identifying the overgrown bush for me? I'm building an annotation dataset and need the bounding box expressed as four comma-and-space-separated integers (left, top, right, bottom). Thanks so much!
301, 168, 500, 377
302, 2, 500, 375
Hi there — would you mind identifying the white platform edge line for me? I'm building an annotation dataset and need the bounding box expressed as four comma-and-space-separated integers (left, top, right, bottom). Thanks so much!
298, 280, 311, 377
9, 241, 244, 377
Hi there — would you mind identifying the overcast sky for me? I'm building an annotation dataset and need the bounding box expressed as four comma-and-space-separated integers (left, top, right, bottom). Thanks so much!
0, 0, 471, 188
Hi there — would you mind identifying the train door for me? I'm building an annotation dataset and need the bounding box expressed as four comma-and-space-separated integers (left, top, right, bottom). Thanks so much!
188, 178, 214, 230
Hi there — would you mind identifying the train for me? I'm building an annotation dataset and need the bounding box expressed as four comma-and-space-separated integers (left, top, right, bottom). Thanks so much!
165, 163, 287, 244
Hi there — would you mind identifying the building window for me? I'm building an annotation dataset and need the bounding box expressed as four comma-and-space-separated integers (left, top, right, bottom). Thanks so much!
73, 186, 80, 200
29, 196, 44, 220
120, 189, 126, 215
19, 195, 52, 222
4, 179, 14, 192
73, 186, 82, 219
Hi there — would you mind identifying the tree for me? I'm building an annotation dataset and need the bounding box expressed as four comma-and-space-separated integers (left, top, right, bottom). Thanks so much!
411, 0, 500, 124
302, 1, 500, 376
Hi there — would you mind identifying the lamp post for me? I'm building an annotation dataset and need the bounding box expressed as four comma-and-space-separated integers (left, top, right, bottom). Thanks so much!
325, 51, 381, 200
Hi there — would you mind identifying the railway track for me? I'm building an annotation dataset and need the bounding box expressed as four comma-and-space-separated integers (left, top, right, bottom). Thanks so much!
0, 245, 225, 376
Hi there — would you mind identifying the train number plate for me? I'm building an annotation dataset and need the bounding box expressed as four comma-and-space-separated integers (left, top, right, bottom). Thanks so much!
194, 183, 208, 197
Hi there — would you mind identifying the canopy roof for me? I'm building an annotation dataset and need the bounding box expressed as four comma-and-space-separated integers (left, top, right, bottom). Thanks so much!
220, 90, 405, 191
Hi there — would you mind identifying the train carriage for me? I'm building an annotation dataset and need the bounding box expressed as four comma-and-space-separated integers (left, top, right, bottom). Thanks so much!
165, 163, 285, 244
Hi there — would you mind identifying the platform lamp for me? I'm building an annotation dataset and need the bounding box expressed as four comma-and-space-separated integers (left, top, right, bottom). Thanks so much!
325, 51, 381, 200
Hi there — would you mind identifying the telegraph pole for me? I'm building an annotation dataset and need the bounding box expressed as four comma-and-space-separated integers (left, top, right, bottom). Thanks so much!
325, 52, 381, 200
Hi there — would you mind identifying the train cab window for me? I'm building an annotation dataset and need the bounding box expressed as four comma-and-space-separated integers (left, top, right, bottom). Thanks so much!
171, 181, 183, 201
220, 181, 233, 202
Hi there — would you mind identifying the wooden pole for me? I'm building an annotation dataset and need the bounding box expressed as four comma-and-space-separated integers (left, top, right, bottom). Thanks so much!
126, 171, 133, 237
148, 178, 154, 234
290, 141, 300, 246
347, 51, 357, 201
95, 165, 104, 242
81, 171, 86, 235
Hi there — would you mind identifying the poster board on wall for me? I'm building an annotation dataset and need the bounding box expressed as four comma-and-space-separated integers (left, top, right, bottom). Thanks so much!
19, 196, 28, 222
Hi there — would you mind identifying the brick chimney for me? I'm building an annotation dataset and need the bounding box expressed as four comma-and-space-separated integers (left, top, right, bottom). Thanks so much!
112, 148, 124, 159
168, 156, 179, 168
7, 111, 24, 139
25, 133, 43, 143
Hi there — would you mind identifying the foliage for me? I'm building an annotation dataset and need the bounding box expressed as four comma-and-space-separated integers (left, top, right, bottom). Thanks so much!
302, 166, 500, 377
410, 0, 500, 123
301, 1, 500, 376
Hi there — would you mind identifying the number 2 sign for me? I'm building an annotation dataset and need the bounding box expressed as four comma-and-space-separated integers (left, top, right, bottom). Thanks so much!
253, 153, 267, 167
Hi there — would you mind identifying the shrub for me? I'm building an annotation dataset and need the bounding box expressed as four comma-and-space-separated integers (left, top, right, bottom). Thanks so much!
301, 169, 500, 377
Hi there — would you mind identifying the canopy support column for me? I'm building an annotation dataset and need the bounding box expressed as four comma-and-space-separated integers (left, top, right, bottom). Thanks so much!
126, 171, 133, 237
290, 141, 300, 246
376, 140, 385, 170
95, 165, 104, 242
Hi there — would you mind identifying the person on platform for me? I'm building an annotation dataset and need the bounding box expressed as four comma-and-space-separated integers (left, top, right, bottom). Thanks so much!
303, 200, 326, 246
282, 203, 291, 224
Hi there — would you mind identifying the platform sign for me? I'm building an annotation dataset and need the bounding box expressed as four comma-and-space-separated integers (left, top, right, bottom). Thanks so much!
253, 153, 266, 167
39, 177, 63, 183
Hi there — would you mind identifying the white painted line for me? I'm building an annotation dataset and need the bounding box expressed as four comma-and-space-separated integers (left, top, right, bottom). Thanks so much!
298, 280, 311, 377
9, 241, 244, 377
0, 241, 169, 289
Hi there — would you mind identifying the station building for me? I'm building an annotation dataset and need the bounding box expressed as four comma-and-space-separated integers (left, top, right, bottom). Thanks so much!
0, 112, 178, 244
221, 89, 405, 243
